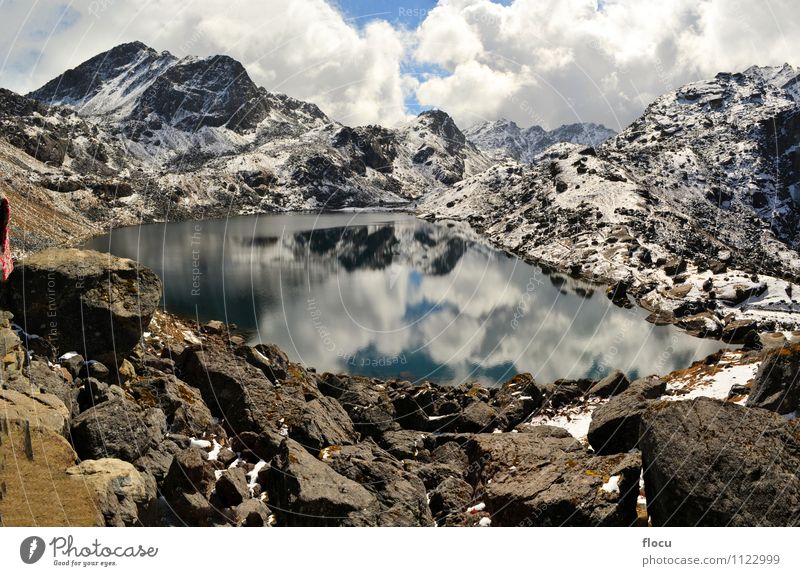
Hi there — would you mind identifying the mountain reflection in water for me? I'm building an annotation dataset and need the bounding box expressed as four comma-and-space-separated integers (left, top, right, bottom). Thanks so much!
84, 212, 727, 385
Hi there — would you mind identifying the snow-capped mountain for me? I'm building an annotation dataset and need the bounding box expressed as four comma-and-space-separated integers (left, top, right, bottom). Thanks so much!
17, 42, 491, 224
464, 119, 616, 163
421, 64, 800, 335
30, 41, 327, 139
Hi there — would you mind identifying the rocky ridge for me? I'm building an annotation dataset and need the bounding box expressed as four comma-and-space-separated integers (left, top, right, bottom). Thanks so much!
464, 118, 616, 163
420, 64, 800, 338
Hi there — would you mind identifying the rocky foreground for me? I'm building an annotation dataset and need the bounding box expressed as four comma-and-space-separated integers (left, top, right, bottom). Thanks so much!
1, 249, 798, 527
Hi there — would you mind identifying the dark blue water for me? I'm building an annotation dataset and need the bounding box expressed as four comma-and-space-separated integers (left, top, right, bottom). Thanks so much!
84, 212, 727, 385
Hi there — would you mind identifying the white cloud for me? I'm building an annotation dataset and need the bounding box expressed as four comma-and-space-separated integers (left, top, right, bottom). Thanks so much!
413, 0, 800, 129
1, 0, 799, 130
0, 0, 413, 126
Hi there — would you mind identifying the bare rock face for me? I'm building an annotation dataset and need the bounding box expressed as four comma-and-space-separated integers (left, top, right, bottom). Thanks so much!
70, 398, 166, 463
180, 345, 356, 450
640, 397, 800, 526
266, 438, 380, 527
5, 249, 161, 358
66, 458, 157, 527
746, 343, 800, 414
465, 426, 641, 526
322, 441, 434, 526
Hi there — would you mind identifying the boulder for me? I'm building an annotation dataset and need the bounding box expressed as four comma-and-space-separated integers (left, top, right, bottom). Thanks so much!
746, 344, 800, 414
229, 430, 284, 463
663, 257, 686, 276
587, 376, 665, 454
466, 427, 641, 526
677, 312, 722, 338
428, 476, 474, 526
238, 343, 290, 382
587, 394, 649, 454
322, 441, 434, 526
161, 447, 217, 526
377, 430, 430, 461
587, 370, 630, 398
539, 378, 594, 408
5, 249, 162, 357
490, 373, 543, 427
66, 458, 156, 526
70, 398, 166, 462
128, 374, 215, 435
293, 396, 358, 451
214, 467, 249, 507
722, 318, 759, 343
60, 354, 86, 380
640, 398, 800, 526
232, 499, 273, 527
25, 360, 76, 415
181, 346, 347, 450
322, 374, 400, 438
450, 400, 506, 433
266, 438, 379, 526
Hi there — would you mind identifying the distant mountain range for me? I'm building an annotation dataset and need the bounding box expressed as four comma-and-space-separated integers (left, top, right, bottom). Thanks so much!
464, 119, 616, 163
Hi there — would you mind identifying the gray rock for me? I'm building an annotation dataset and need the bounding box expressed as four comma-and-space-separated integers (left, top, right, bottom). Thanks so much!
451, 400, 506, 433
61, 354, 85, 380
326, 374, 400, 437
294, 396, 358, 451
746, 344, 800, 414
128, 374, 215, 435
266, 438, 379, 526
233, 499, 273, 527
377, 429, 430, 461
490, 373, 543, 427
587, 370, 630, 398
587, 393, 649, 454
26, 360, 75, 414
640, 398, 800, 526
161, 447, 217, 526
66, 458, 157, 526
428, 476, 474, 526
323, 441, 434, 526
6, 249, 161, 357
587, 376, 666, 454
466, 428, 640, 526
71, 398, 166, 462
214, 467, 249, 507
181, 345, 343, 448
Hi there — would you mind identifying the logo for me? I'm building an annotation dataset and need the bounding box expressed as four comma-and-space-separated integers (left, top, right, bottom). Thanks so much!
20, 536, 46, 564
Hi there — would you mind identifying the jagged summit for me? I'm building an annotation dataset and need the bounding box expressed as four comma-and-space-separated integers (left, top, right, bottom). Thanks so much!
29, 41, 329, 135
464, 118, 615, 163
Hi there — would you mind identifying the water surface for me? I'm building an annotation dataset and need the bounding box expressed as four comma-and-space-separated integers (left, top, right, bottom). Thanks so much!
84, 212, 727, 385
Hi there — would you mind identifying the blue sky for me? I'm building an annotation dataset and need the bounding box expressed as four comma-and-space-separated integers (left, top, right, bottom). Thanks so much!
335, 0, 438, 26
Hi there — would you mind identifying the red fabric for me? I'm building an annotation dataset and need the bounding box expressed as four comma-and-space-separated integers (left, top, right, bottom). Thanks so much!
0, 198, 11, 281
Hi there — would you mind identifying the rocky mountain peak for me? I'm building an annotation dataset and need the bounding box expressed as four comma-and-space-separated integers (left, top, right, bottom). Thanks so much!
412, 109, 466, 147
29, 41, 174, 116
28, 41, 332, 143
465, 118, 615, 163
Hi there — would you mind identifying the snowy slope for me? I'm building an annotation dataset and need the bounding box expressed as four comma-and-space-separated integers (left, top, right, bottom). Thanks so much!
421, 65, 800, 335
26, 42, 492, 212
